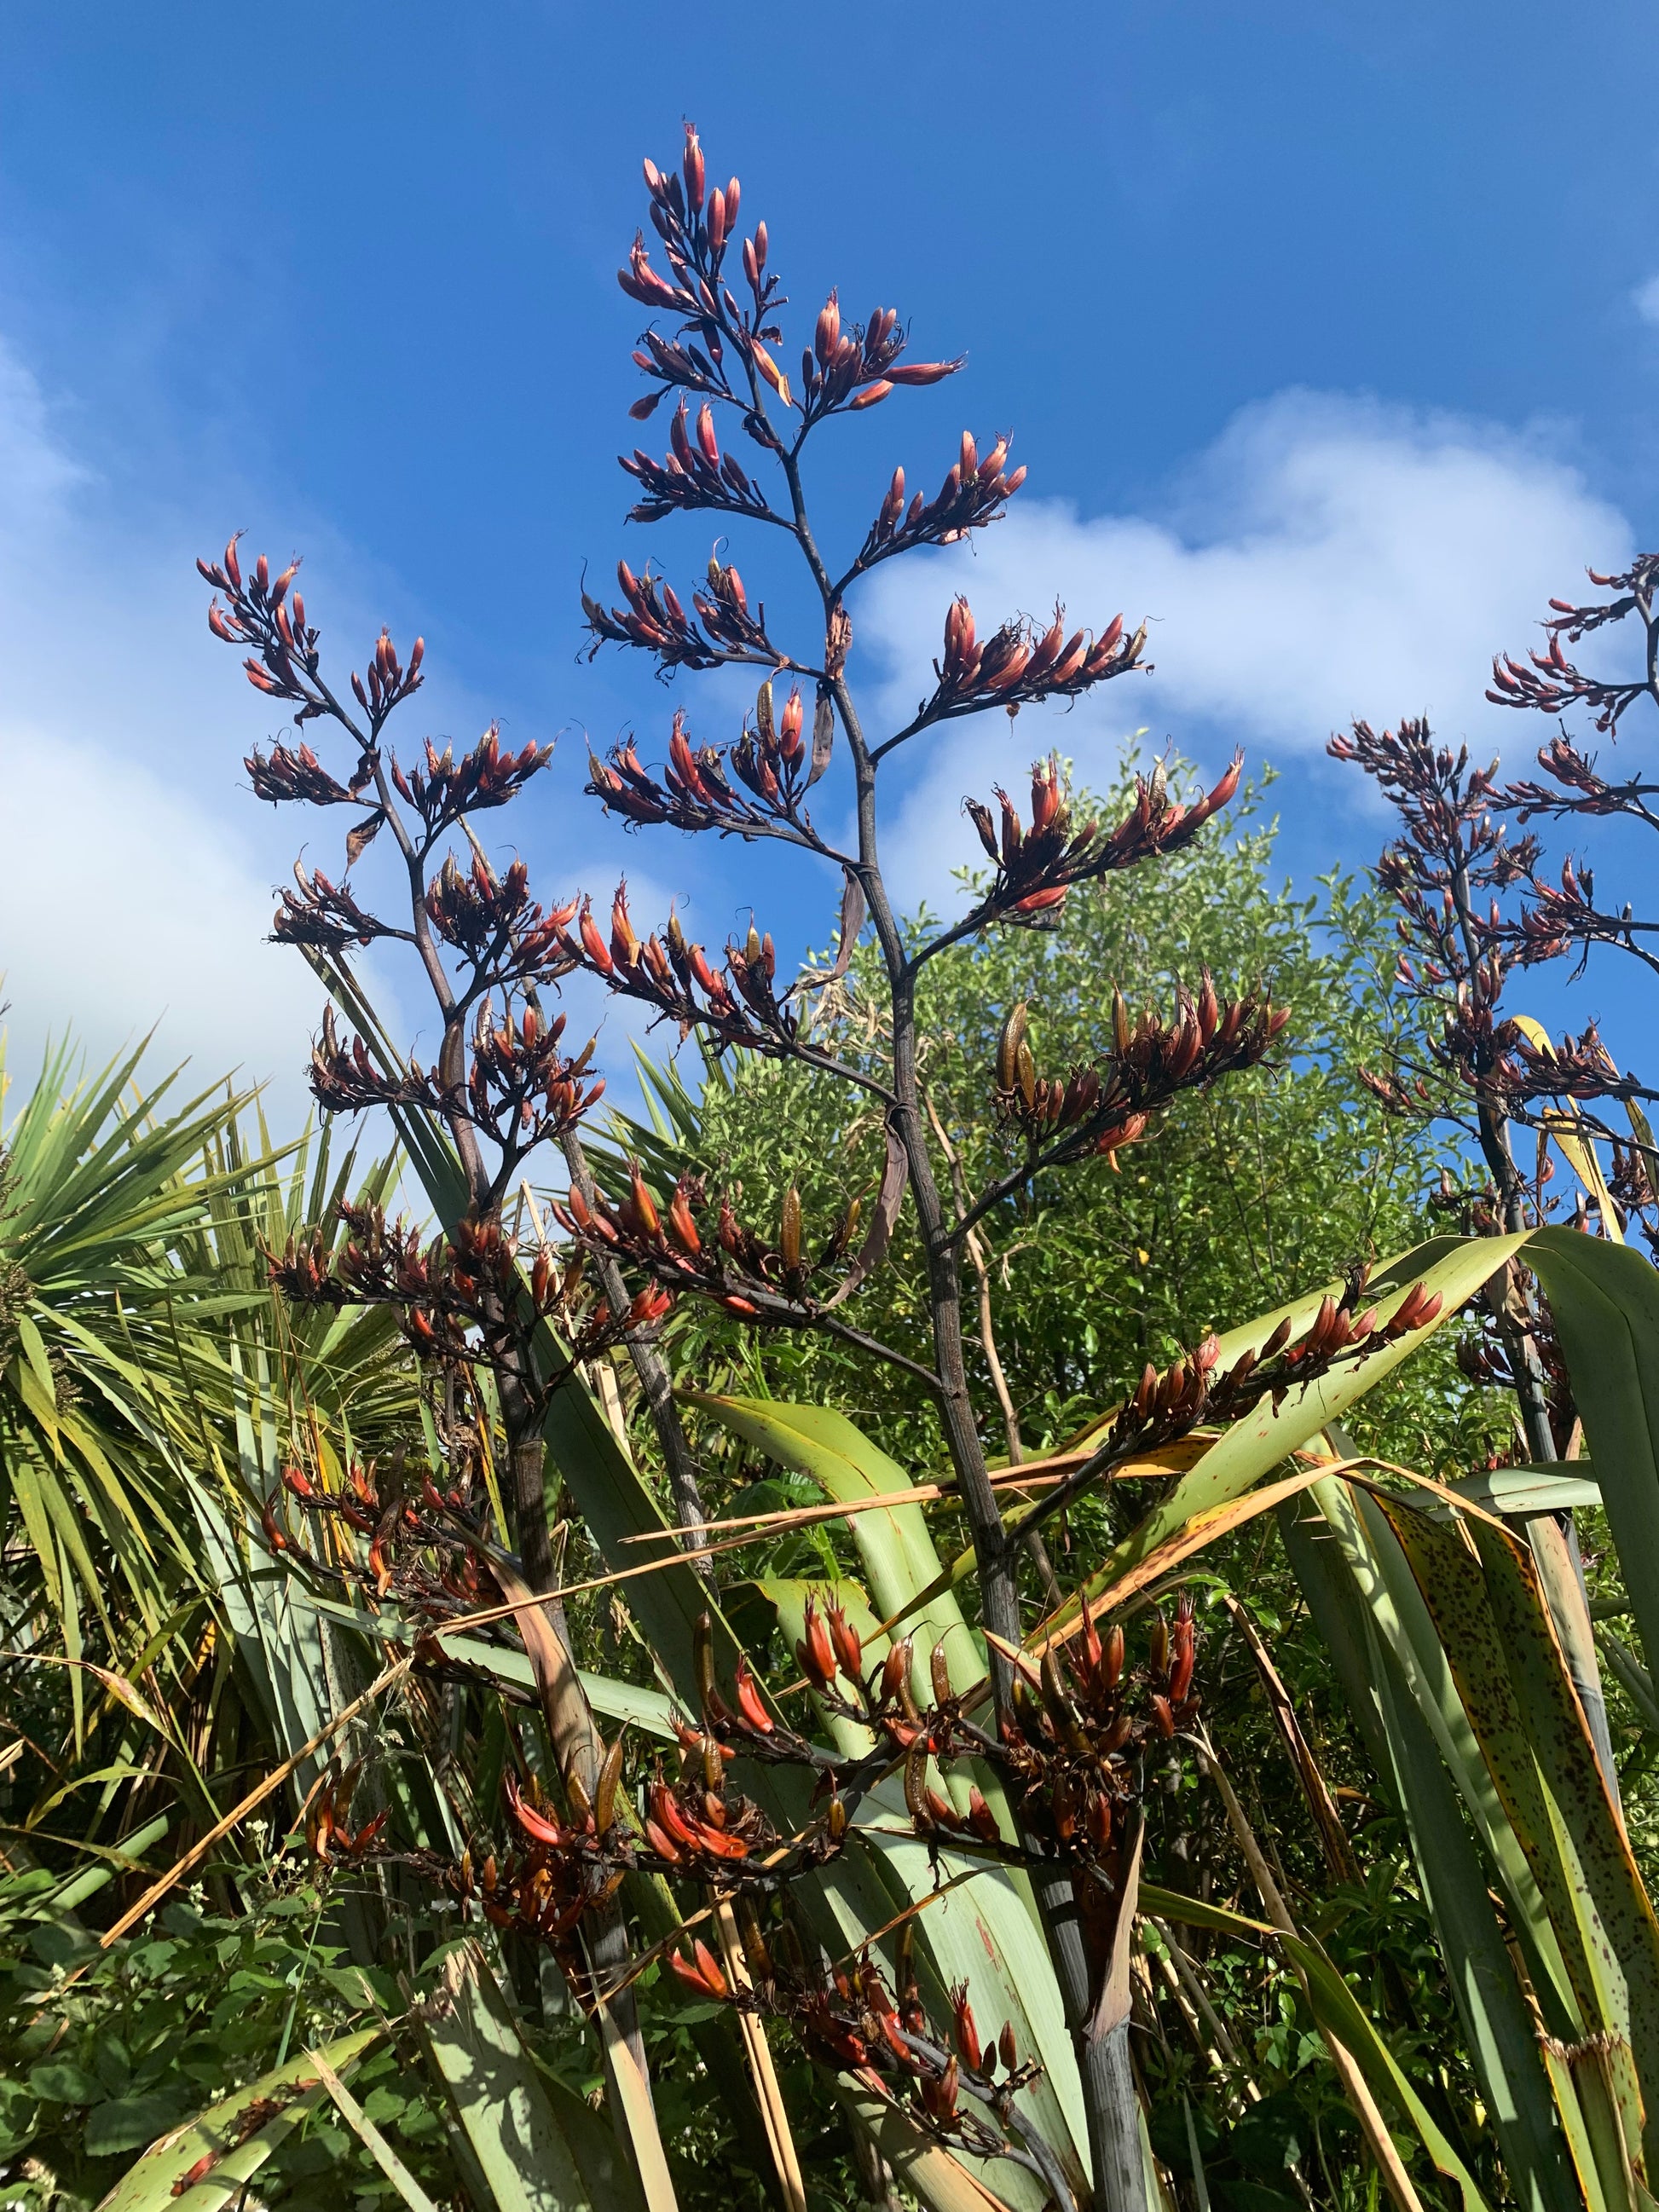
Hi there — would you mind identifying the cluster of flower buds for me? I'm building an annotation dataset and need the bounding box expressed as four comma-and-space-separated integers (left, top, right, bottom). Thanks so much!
389, 727, 554, 842
621, 400, 775, 523
616, 124, 960, 443
556, 884, 801, 1058
1078, 1272, 1444, 1488
796, 295, 962, 425
1500, 736, 1652, 827
246, 737, 370, 809
587, 684, 830, 840
269, 1198, 666, 1422
997, 1594, 1199, 1865
460, 1764, 634, 1966
199, 536, 423, 737
1499, 1018, 1642, 1108
1486, 557, 1659, 736
1483, 856, 1612, 971
853, 431, 1024, 575
1327, 719, 1548, 1113
669, 1909, 1041, 2171
260, 1447, 496, 1620
1356, 1065, 1436, 1116
272, 863, 396, 954
306, 999, 606, 1158
993, 979, 1290, 1166
581, 557, 782, 674
920, 592, 1147, 725
962, 752, 1245, 933
423, 854, 578, 978
552, 1164, 865, 1323
303, 1759, 390, 1863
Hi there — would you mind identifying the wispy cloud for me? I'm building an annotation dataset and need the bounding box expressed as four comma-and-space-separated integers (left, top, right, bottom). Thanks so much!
1633, 274, 1659, 327
853, 390, 1630, 912
0, 331, 701, 1142
0, 337, 344, 1123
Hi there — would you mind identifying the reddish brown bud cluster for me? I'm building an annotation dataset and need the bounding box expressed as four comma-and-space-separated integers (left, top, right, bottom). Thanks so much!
306, 1000, 604, 1160
303, 1760, 390, 1863
621, 400, 774, 523
853, 429, 1019, 575
1485, 556, 1659, 735
270, 1198, 646, 1368
390, 727, 553, 840
923, 592, 1145, 725
617, 125, 959, 448
422, 853, 578, 979
246, 739, 363, 809
587, 684, 829, 840
199, 536, 424, 737
272, 863, 396, 954
1500, 1017, 1639, 1106
552, 1164, 864, 1325
961, 751, 1243, 933
558, 887, 803, 1059
581, 557, 781, 673
993, 978, 1289, 1167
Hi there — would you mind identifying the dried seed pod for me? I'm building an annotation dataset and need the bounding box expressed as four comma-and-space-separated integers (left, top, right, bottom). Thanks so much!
929, 1640, 952, 1706
996, 1002, 1028, 1092
595, 1731, 627, 1835
882, 1636, 918, 1716
737, 1895, 773, 1984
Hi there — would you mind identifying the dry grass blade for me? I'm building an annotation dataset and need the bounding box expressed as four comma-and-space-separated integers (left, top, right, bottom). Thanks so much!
715, 1901, 808, 2212
1197, 1731, 1429, 2212
96, 1653, 413, 1953
1223, 1594, 1361, 1885
306, 2043, 440, 2212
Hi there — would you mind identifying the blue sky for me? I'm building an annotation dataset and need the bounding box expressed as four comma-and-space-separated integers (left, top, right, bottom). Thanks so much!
3, 1, 1657, 1126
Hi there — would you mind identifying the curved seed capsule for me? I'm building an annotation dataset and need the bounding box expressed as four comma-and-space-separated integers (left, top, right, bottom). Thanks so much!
694, 1609, 719, 1718
929, 1640, 952, 1707
1112, 987, 1130, 1057
779, 1185, 802, 1271
904, 1739, 931, 1825
565, 1767, 593, 1825
996, 1002, 1028, 1092
595, 1730, 627, 1836
894, 1918, 916, 2001
825, 1793, 848, 1841
737, 1895, 773, 1984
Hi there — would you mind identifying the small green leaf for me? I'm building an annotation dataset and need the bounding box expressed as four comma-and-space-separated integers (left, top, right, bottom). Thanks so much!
85, 2090, 195, 2157
28, 2060, 99, 2104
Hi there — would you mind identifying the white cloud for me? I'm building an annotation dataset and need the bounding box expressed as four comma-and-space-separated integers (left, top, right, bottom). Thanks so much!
853, 390, 1631, 912
1633, 274, 1659, 326
0, 329, 694, 1146
0, 334, 431, 1130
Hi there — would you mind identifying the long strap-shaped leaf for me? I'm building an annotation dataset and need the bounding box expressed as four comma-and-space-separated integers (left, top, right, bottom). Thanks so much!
417, 1939, 654, 2211
96, 2026, 381, 2211
1279, 1484, 1584, 2212
1033, 1232, 1529, 1643
1529, 1227, 1659, 1695
1384, 1498, 1659, 2182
